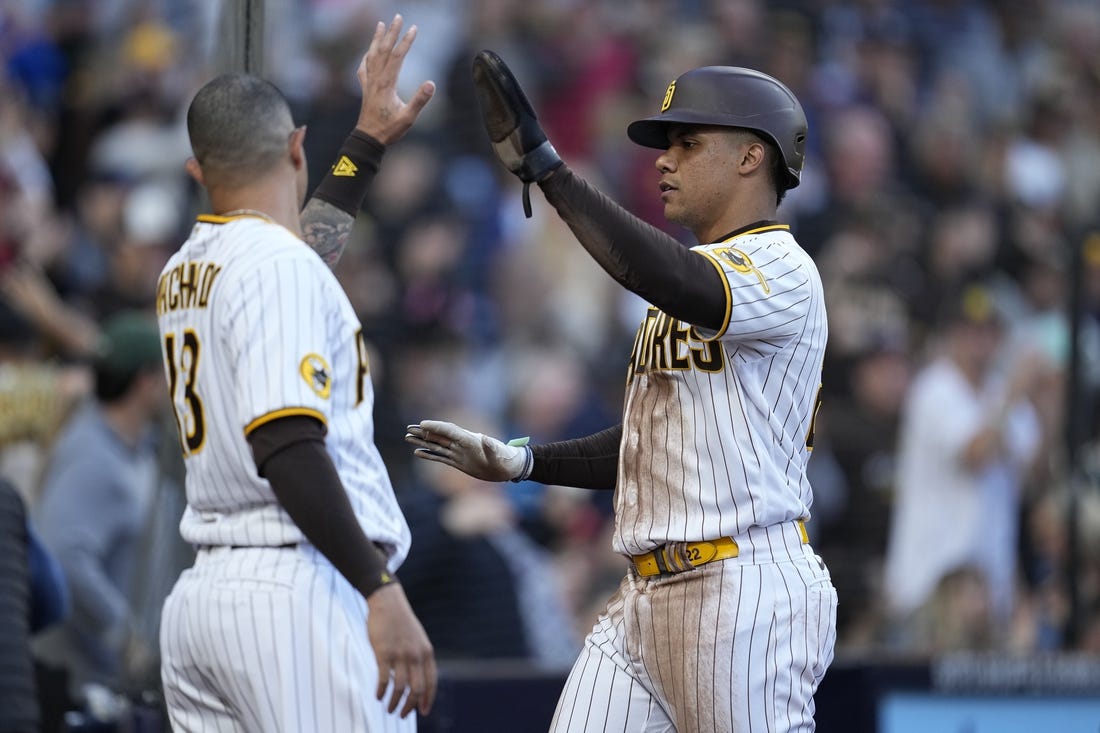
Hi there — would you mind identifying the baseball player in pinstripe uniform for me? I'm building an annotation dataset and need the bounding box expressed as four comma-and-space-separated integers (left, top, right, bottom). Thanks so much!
157, 17, 438, 731
405, 55, 838, 731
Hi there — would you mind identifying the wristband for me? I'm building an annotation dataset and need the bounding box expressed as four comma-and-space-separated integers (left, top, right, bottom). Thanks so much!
310, 130, 386, 217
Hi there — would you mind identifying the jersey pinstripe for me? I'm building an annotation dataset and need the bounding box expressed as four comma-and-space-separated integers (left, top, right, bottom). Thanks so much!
553, 222, 836, 733
550, 525, 836, 732
158, 213, 416, 732
614, 223, 826, 556
161, 546, 411, 733
156, 213, 410, 567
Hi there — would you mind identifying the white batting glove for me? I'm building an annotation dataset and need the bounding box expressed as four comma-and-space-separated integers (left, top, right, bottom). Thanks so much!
405, 419, 532, 483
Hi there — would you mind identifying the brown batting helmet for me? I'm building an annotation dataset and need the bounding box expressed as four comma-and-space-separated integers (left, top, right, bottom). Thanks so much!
627, 66, 808, 190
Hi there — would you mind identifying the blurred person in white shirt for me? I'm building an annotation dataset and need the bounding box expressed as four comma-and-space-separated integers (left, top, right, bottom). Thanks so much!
883, 283, 1043, 647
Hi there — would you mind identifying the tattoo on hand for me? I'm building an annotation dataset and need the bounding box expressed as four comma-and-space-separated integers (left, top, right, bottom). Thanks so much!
301, 198, 355, 269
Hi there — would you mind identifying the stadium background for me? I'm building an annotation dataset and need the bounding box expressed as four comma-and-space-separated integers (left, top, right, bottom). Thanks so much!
2, 1, 1100, 731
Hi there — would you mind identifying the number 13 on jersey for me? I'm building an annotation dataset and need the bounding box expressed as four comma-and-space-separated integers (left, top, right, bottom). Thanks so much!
164, 330, 206, 456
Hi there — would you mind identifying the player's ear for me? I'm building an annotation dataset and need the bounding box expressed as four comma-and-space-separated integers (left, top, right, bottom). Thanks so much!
184, 157, 205, 187
288, 126, 307, 170
736, 137, 765, 176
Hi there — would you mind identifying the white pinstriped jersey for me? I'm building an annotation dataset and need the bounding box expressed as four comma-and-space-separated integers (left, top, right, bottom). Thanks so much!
155, 213, 411, 569
614, 223, 826, 556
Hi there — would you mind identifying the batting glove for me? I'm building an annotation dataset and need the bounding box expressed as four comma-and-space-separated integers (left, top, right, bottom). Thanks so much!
472, 49, 562, 217
405, 419, 533, 483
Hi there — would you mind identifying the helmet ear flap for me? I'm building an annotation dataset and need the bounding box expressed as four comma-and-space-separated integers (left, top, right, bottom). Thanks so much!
783, 130, 808, 190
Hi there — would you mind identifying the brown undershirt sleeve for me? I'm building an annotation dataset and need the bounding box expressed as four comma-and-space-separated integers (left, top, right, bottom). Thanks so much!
248, 415, 395, 598
538, 165, 727, 331
529, 424, 623, 490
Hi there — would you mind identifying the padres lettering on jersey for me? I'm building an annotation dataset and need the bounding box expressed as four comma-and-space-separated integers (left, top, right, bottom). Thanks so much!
156, 214, 410, 563
613, 223, 827, 555
627, 309, 723, 379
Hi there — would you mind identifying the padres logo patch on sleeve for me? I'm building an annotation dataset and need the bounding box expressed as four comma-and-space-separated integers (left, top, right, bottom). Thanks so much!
299, 354, 332, 399
715, 247, 770, 293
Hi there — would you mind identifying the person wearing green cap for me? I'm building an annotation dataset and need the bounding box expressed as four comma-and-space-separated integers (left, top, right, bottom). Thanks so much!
32, 310, 169, 699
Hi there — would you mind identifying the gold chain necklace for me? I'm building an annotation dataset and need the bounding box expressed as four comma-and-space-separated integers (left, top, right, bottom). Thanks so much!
222, 208, 274, 222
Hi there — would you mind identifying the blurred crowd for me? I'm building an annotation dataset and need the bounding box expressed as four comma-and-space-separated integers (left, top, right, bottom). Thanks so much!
2, 0, 1100, 726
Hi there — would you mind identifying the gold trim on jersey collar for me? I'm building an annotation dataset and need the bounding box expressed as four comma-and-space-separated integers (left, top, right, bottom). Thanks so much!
718, 223, 790, 243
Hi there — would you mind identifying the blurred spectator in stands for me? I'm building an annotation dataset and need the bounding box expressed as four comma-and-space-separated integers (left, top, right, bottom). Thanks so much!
80, 31, 189, 189
904, 90, 987, 210
501, 344, 617, 544
904, 566, 998, 654
84, 178, 179, 320
1013, 487, 1075, 651
814, 219, 915, 397
361, 141, 454, 317
816, 336, 912, 648
33, 312, 167, 699
883, 284, 1044, 650
1073, 481, 1100, 652
2, 3, 68, 118
399, 411, 577, 668
1, 257, 100, 359
1085, 234, 1100, 442
793, 105, 924, 261
0, 75, 55, 215
0, 476, 67, 733
532, 196, 632, 356
0, 187, 91, 504
0, 102, 99, 358
527, 2, 638, 164
905, 0, 1041, 129
48, 167, 128, 303
1022, 480, 1100, 653
392, 209, 475, 339
1003, 248, 1099, 487
909, 202, 1001, 335
1049, 4, 1100, 232
439, 0, 532, 163
539, 485, 624, 643
0, 295, 89, 505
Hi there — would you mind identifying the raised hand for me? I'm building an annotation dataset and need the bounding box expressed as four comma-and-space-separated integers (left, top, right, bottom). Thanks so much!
355, 14, 436, 144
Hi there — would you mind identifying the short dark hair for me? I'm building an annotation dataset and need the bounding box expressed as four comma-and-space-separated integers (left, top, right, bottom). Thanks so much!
763, 138, 788, 207
733, 129, 787, 206
186, 74, 296, 186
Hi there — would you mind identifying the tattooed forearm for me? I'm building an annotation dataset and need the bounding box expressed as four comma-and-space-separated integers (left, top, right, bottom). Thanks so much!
300, 197, 355, 269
